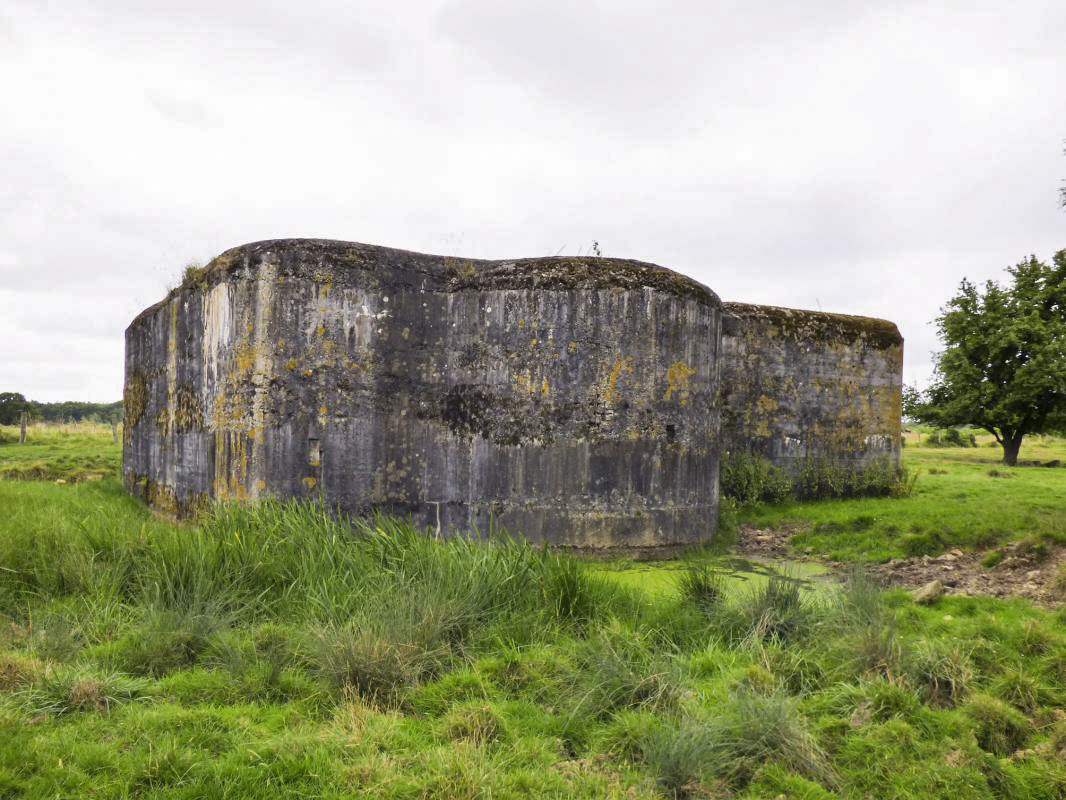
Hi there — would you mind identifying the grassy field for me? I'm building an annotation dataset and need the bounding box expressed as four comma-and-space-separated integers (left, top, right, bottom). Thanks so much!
742, 432, 1066, 563
3, 426, 1066, 798
0, 421, 120, 482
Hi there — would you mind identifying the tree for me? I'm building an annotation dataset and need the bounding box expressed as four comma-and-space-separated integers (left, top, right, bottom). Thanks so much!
906, 250, 1066, 466
0, 392, 31, 426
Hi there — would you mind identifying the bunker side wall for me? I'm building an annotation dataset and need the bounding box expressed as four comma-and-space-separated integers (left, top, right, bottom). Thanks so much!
719, 302, 903, 470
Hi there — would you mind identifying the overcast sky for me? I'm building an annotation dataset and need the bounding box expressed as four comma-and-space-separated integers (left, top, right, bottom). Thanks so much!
1, 0, 1064, 402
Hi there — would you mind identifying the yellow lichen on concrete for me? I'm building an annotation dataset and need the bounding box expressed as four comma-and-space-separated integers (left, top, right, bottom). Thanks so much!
755, 394, 778, 414
512, 370, 532, 397
174, 384, 203, 432
751, 394, 779, 437
123, 370, 148, 441
315, 270, 334, 299
874, 384, 904, 436
664, 362, 696, 406
235, 344, 257, 374
512, 365, 553, 400
145, 480, 179, 516
155, 407, 171, 438
603, 358, 634, 405
164, 300, 179, 442
213, 430, 251, 502
370, 460, 410, 503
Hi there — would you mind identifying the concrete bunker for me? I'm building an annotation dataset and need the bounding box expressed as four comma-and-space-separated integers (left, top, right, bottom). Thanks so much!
719, 302, 903, 469
124, 239, 723, 556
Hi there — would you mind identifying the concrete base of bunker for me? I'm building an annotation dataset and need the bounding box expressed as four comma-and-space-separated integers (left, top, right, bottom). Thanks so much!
123, 239, 722, 556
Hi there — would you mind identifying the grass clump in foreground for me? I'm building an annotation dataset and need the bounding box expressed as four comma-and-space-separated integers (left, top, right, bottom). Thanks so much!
3, 480, 1066, 797
643, 689, 834, 796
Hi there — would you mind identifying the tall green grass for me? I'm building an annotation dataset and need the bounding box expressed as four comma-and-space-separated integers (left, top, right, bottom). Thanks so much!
4, 476, 1066, 796
0, 482, 642, 709
0, 490, 630, 625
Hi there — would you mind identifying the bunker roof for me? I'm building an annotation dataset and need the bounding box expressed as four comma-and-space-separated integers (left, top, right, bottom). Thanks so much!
723, 301, 902, 350
186, 238, 720, 303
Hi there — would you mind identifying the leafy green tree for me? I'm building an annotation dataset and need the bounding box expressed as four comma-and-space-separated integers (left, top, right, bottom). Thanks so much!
0, 392, 31, 425
906, 250, 1066, 466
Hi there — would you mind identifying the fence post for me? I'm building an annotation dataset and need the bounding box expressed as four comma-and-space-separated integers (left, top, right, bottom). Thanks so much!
19, 411, 27, 444
111, 420, 119, 444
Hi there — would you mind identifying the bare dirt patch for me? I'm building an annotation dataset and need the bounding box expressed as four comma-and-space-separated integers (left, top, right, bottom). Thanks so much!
735, 523, 809, 561
736, 524, 1066, 607
868, 543, 1066, 608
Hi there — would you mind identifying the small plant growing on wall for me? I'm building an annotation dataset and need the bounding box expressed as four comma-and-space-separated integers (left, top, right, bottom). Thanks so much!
180, 262, 209, 290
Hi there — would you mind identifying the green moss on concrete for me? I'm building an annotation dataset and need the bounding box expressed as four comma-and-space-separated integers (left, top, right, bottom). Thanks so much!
174, 385, 203, 433
123, 371, 148, 442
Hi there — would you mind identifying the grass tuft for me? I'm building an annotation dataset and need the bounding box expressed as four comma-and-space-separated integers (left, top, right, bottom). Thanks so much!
113, 605, 228, 677
0, 652, 45, 691
904, 639, 973, 708
310, 610, 450, 708
743, 575, 813, 644
443, 702, 506, 746
963, 694, 1030, 756
641, 691, 834, 794
992, 670, 1056, 714
12, 664, 151, 716
677, 565, 725, 610
571, 621, 683, 720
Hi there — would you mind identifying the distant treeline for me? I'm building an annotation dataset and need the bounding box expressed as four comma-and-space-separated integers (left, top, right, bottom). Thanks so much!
0, 392, 123, 425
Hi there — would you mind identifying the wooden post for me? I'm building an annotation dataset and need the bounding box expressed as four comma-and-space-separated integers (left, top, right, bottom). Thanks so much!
19, 412, 27, 444
111, 421, 119, 444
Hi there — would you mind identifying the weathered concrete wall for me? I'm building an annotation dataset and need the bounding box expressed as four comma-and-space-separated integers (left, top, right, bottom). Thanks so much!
719, 302, 903, 469
124, 239, 722, 556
